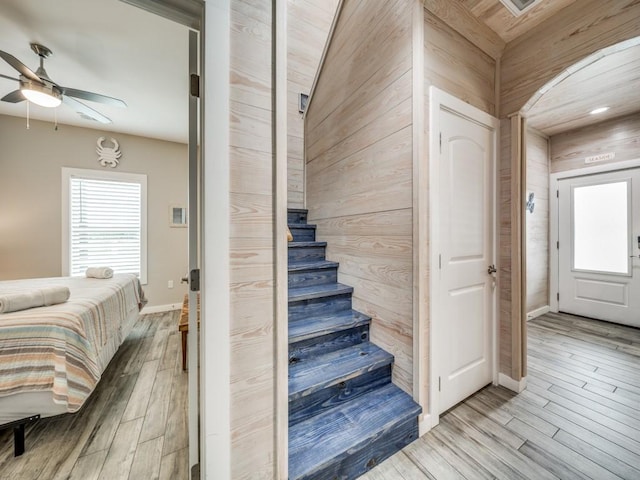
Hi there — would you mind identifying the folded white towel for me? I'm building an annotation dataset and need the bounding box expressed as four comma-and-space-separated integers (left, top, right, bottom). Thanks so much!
86, 267, 114, 279
0, 286, 71, 314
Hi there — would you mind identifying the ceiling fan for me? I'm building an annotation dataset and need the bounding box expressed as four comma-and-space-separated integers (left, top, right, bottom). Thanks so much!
0, 43, 126, 124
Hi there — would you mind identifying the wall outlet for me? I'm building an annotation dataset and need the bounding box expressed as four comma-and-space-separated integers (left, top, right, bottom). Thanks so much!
168, 280, 174, 289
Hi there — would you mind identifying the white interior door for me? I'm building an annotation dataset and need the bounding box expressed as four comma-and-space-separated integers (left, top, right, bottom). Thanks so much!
558, 168, 640, 327
437, 106, 495, 414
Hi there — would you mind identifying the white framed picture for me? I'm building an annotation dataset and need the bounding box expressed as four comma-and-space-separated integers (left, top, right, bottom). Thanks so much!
169, 205, 187, 227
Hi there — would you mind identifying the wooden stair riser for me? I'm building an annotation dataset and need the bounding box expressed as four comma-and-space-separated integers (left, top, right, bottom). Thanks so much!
288, 365, 391, 427
289, 324, 369, 362
288, 293, 352, 323
295, 417, 419, 480
289, 225, 317, 242
288, 209, 308, 225
288, 244, 327, 263
288, 265, 338, 289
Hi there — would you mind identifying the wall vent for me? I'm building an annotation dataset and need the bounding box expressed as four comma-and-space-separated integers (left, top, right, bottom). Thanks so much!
499, 0, 544, 17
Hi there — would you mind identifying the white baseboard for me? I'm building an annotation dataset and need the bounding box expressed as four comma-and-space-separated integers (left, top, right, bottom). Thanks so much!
527, 305, 550, 321
418, 413, 433, 437
498, 373, 527, 393
141, 302, 182, 314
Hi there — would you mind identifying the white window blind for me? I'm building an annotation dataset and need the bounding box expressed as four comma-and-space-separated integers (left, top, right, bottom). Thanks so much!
62, 168, 147, 283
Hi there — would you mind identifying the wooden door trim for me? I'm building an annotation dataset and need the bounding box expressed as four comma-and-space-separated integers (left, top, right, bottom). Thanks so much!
427, 86, 499, 427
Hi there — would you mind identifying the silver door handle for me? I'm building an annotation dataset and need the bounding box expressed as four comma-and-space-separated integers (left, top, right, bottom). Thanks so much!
488, 265, 497, 274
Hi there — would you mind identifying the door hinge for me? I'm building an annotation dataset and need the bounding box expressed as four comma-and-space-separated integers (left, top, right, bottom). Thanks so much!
557, 292, 560, 301
190, 73, 200, 98
189, 269, 200, 291
439, 254, 442, 270
439, 133, 442, 153
557, 241, 559, 249
438, 376, 441, 392
557, 190, 559, 198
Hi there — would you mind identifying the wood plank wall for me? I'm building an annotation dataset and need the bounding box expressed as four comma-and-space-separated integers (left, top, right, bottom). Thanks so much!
550, 113, 640, 173
305, 0, 415, 393
498, 0, 640, 381
229, 1, 276, 477
525, 129, 549, 315
424, 9, 496, 116
423, 5, 497, 380
501, 0, 640, 117
287, 0, 339, 208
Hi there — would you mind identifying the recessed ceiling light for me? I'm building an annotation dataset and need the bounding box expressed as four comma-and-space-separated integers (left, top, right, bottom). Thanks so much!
590, 107, 609, 115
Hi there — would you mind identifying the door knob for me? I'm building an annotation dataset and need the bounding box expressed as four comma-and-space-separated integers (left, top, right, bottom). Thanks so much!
487, 264, 497, 274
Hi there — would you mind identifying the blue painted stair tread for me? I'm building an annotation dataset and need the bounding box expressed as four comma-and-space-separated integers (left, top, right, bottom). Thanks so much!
288, 383, 422, 480
288, 260, 339, 289
286, 208, 421, 479
289, 343, 392, 401
288, 241, 327, 263
288, 208, 308, 224
288, 260, 339, 272
289, 224, 317, 242
288, 310, 370, 344
289, 282, 354, 303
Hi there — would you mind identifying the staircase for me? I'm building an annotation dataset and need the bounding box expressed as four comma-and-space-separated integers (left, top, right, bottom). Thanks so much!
288, 208, 422, 479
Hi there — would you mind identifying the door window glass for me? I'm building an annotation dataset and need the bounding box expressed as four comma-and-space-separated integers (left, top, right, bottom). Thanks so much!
573, 181, 629, 274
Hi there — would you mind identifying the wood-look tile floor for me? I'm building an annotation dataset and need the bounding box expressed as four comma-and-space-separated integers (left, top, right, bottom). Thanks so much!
0, 311, 188, 480
362, 312, 640, 480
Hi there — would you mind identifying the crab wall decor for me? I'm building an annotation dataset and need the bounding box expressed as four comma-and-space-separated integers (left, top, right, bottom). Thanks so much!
96, 137, 122, 168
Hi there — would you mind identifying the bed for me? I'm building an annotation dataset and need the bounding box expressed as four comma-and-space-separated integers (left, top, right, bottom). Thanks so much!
0, 274, 146, 428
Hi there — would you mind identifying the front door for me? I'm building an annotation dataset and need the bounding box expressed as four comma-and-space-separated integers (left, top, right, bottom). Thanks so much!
437, 103, 496, 414
558, 168, 640, 327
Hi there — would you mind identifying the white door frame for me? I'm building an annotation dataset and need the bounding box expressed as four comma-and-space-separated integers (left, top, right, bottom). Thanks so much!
427, 86, 499, 428
549, 158, 640, 313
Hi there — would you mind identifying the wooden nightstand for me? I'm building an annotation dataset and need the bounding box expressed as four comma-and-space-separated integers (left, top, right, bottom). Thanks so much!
178, 293, 200, 371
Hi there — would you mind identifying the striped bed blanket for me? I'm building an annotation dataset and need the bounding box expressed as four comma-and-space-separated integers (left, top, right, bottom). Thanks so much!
0, 274, 145, 413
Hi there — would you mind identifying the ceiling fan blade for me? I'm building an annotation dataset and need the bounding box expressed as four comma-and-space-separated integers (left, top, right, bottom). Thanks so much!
63, 95, 112, 124
62, 87, 127, 108
0, 73, 19, 82
1, 89, 25, 103
0, 50, 43, 84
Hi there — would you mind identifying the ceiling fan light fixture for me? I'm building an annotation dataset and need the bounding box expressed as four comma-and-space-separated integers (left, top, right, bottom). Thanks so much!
21, 81, 61, 108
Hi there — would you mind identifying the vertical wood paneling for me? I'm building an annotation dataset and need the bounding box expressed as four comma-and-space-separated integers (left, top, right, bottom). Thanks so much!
550, 114, 640, 173
229, 1, 276, 478
499, 118, 513, 375
306, 0, 415, 394
287, 0, 340, 208
525, 129, 549, 314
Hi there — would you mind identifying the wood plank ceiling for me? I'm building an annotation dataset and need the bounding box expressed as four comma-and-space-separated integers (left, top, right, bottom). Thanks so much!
457, 0, 640, 135
460, 0, 578, 43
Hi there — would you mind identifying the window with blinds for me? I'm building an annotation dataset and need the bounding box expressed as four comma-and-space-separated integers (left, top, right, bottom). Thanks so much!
62, 168, 147, 283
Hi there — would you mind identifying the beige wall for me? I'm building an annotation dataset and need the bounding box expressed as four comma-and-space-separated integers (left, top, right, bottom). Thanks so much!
525, 128, 549, 315
287, 0, 339, 208
0, 114, 188, 307
550, 113, 640, 173
228, 0, 277, 477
